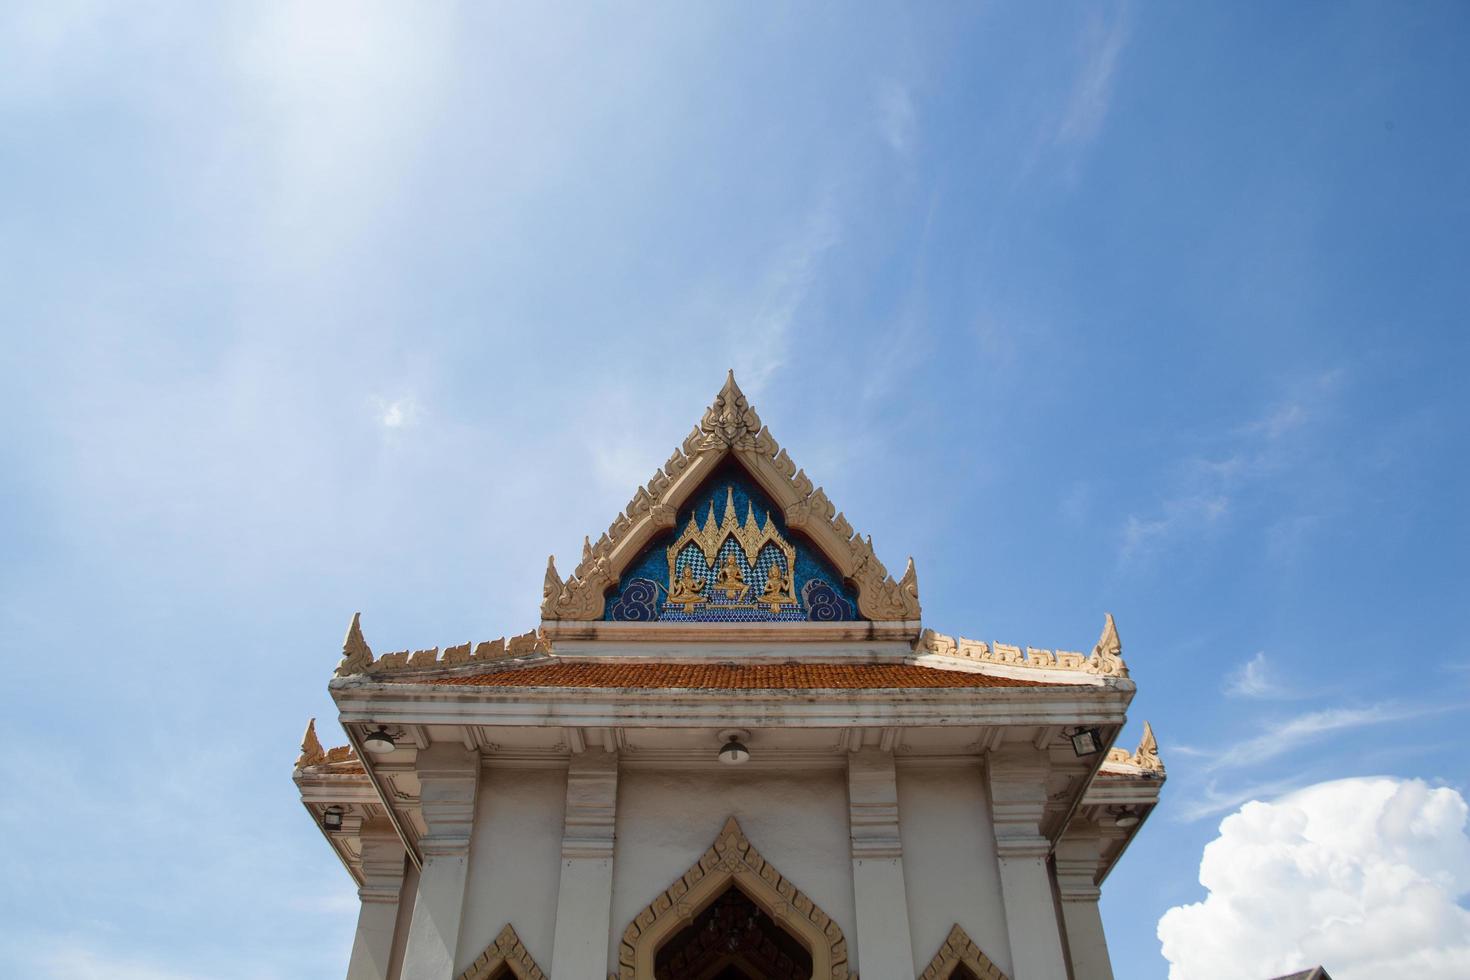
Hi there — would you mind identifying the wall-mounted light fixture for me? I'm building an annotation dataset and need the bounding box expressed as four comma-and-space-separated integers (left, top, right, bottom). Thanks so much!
1113, 807, 1140, 829
322, 805, 344, 832
1068, 727, 1103, 757
717, 729, 751, 765
363, 726, 396, 755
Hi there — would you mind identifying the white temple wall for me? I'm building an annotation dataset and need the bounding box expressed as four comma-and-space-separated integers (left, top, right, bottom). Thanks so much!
897, 763, 1013, 977
608, 767, 858, 975
455, 767, 568, 975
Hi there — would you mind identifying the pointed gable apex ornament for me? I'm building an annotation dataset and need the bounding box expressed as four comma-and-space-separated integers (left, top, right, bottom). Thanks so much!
297, 718, 326, 768
540, 372, 922, 623
1085, 612, 1128, 678
698, 369, 764, 451
334, 612, 374, 676
1134, 720, 1163, 772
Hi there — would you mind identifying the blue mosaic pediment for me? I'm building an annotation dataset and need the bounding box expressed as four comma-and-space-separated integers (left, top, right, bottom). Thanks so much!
604, 461, 860, 623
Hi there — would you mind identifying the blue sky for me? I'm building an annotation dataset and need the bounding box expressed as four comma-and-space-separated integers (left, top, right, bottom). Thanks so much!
2, 3, 1468, 978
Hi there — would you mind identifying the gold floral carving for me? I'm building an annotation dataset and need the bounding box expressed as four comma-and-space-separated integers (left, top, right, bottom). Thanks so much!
457, 923, 547, 980
918, 924, 1011, 980
616, 817, 850, 980
914, 613, 1127, 678
541, 371, 920, 623
334, 612, 374, 676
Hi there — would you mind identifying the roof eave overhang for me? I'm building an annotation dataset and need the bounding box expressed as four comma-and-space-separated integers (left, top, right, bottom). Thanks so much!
328, 678, 1133, 729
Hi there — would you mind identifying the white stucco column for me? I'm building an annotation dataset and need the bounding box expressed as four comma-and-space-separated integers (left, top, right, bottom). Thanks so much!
987, 747, 1069, 980
400, 744, 479, 979
550, 748, 619, 980
346, 820, 407, 980
1054, 819, 1115, 980
846, 747, 916, 979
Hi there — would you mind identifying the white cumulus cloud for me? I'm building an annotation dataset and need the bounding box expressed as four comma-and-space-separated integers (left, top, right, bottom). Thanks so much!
1158, 776, 1470, 980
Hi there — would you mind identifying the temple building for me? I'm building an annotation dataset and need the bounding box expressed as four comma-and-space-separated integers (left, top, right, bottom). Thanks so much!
294, 373, 1166, 980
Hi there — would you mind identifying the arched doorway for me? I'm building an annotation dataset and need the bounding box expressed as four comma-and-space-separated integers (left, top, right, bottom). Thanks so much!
616, 817, 851, 980
653, 884, 814, 980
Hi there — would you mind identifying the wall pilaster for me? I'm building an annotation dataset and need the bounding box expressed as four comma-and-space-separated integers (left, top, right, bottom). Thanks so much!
345, 820, 406, 980
845, 747, 916, 979
550, 748, 619, 979
987, 747, 1069, 980
1054, 818, 1116, 980
400, 744, 479, 980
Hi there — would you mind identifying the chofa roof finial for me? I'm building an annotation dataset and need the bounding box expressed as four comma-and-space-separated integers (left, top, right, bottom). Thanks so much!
1085, 612, 1128, 678
334, 612, 374, 677
297, 718, 326, 768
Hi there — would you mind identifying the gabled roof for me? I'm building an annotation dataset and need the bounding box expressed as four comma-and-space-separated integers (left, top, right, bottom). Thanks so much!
377, 660, 1061, 690
539, 372, 921, 623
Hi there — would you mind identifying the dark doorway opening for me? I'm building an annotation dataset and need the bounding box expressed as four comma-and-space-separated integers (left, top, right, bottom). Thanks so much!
653, 884, 814, 980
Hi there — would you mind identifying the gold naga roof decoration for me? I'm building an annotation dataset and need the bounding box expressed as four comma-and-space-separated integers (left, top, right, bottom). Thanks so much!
332, 611, 552, 679
540, 371, 921, 622
1105, 719, 1165, 774
295, 717, 359, 769
914, 612, 1131, 680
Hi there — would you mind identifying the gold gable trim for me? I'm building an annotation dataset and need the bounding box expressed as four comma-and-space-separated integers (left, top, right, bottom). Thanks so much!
918, 923, 1011, 980
541, 371, 921, 623
457, 923, 547, 980
615, 816, 850, 980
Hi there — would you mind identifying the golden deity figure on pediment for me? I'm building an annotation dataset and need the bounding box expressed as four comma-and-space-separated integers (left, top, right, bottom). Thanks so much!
714, 552, 748, 599
759, 562, 794, 614
664, 486, 799, 616
668, 565, 707, 612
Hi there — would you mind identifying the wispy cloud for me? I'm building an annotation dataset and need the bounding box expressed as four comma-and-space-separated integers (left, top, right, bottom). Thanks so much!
374, 395, 419, 430
1190, 702, 1455, 773
1225, 651, 1289, 699
1118, 369, 1343, 564
730, 193, 844, 393
876, 79, 917, 157
1055, 6, 1131, 147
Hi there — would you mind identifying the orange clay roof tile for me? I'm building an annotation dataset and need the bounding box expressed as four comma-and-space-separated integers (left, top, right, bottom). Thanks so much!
388, 661, 1059, 690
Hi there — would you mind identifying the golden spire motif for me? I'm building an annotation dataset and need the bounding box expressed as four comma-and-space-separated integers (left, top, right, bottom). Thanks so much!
1133, 720, 1163, 772
543, 555, 563, 605
1086, 612, 1128, 678
297, 718, 325, 768
335, 612, 374, 676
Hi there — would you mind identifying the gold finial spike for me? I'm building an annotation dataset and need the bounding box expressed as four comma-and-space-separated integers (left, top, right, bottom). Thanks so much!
335, 612, 374, 676
1135, 720, 1163, 771
723, 487, 737, 526
297, 718, 325, 768
1096, 612, 1121, 658
581, 536, 593, 562
745, 501, 758, 529
705, 499, 717, 530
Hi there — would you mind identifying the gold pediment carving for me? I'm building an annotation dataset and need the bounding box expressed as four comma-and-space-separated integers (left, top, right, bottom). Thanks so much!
458, 923, 547, 980
541, 371, 921, 623
616, 816, 849, 980
918, 923, 1011, 980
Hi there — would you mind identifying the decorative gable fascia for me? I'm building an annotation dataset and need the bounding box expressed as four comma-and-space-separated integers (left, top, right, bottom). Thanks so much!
541, 371, 921, 622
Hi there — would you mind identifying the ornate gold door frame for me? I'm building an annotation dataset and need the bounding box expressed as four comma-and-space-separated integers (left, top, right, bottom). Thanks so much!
615, 817, 851, 980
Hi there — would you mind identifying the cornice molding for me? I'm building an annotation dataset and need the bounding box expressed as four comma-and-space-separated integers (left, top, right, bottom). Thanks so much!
541, 371, 921, 624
